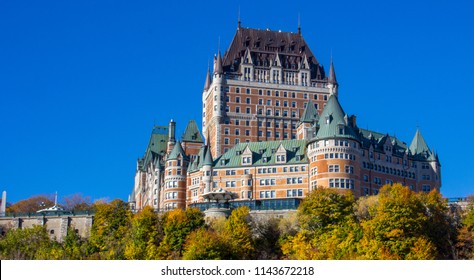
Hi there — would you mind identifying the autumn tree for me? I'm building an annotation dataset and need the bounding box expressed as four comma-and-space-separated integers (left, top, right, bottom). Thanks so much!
124, 206, 163, 260
0, 225, 63, 259
455, 196, 474, 259
221, 206, 255, 259
87, 199, 131, 259
157, 207, 205, 259
182, 227, 233, 260
6, 195, 54, 213
281, 189, 360, 260
62, 193, 93, 211
357, 184, 437, 259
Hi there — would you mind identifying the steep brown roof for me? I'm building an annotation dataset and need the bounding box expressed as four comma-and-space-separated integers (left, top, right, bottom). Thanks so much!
222, 27, 325, 80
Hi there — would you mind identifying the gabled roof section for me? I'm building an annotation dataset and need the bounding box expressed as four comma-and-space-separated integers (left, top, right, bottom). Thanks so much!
182, 120, 204, 143
222, 27, 325, 80
168, 141, 187, 161
409, 129, 431, 156
140, 126, 169, 170
300, 100, 319, 123
315, 95, 358, 141
214, 140, 307, 168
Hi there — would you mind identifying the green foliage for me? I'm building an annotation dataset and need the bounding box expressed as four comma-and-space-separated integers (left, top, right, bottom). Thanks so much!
88, 199, 131, 259
282, 189, 361, 260
297, 189, 355, 232
124, 206, 163, 260
0, 225, 63, 259
182, 228, 232, 260
222, 206, 255, 259
357, 184, 439, 259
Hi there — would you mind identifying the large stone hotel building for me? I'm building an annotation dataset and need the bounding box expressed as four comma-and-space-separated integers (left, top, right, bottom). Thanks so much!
129, 23, 441, 212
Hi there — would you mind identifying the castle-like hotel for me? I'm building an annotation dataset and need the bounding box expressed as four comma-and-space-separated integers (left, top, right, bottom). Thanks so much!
129, 23, 441, 212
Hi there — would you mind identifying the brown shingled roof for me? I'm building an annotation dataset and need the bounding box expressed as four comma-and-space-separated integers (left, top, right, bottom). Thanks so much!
222, 27, 325, 80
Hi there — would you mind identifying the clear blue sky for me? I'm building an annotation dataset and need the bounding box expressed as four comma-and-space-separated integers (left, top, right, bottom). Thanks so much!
1, 0, 473, 204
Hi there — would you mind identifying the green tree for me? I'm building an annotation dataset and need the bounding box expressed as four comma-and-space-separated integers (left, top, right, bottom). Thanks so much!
222, 206, 255, 259
124, 206, 163, 260
281, 189, 360, 260
0, 225, 63, 259
455, 196, 474, 259
357, 184, 437, 259
182, 228, 232, 260
88, 199, 131, 259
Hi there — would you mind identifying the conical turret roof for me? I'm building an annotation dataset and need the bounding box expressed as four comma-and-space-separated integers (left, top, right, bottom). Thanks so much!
300, 100, 319, 123
315, 95, 358, 141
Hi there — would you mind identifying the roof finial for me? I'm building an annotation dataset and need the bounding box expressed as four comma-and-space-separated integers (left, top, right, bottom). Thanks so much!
298, 13, 301, 35
238, 6, 241, 29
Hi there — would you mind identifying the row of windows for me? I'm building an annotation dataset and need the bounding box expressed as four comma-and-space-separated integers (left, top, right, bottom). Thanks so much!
324, 153, 357, 161
260, 190, 276, 199
362, 162, 416, 178
229, 88, 328, 101
287, 177, 304, 184
258, 167, 277, 174
310, 140, 358, 149
260, 179, 276, 186
164, 181, 178, 188
329, 178, 355, 189
283, 166, 306, 172
364, 150, 413, 167
287, 189, 304, 197
164, 192, 178, 199
258, 120, 297, 129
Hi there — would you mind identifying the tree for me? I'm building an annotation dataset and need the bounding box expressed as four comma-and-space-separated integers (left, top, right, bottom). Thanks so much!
88, 199, 131, 259
182, 228, 232, 260
297, 189, 355, 233
6, 195, 54, 213
0, 225, 63, 259
124, 206, 162, 260
455, 196, 474, 259
222, 206, 255, 259
357, 184, 437, 259
157, 207, 205, 259
281, 189, 360, 260
62, 193, 93, 211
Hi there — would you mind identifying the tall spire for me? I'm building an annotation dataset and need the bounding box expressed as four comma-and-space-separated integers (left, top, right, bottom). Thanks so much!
328, 57, 338, 85
204, 62, 211, 90
214, 50, 223, 74
298, 13, 301, 35
327, 57, 338, 96
237, 6, 241, 29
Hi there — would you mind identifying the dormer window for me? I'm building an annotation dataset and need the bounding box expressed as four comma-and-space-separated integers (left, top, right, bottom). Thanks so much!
276, 155, 286, 163
325, 115, 330, 124
242, 156, 252, 165
338, 125, 345, 135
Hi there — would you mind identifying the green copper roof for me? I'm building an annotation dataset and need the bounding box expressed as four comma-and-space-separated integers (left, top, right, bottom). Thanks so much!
409, 129, 430, 156
203, 144, 213, 166
182, 120, 204, 143
315, 95, 359, 141
168, 141, 187, 161
214, 139, 307, 168
141, 126, 169, 170
300, 99, 319, 123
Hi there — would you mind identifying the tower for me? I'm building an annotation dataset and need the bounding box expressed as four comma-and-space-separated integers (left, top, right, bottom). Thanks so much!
202, 23, 332, 158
